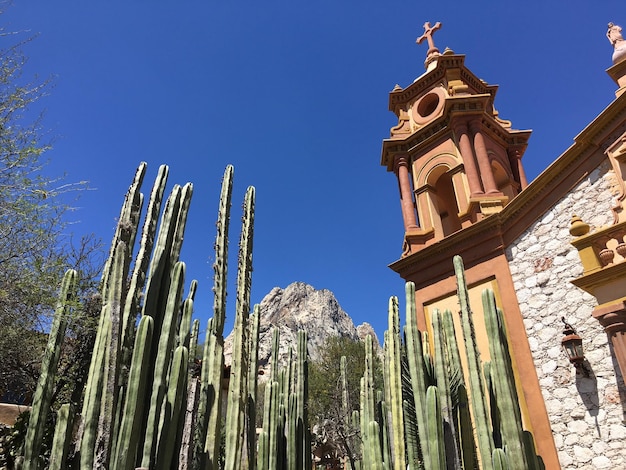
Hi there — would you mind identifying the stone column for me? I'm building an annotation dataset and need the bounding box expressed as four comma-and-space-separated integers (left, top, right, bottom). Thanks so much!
415, 187, 434, 233
450, 166, 470, 214
453, 120, 483, 196
508, 147, 528, 190
593, 304, 626, 378
469, 118, 499, 194
394, 155, 419, 230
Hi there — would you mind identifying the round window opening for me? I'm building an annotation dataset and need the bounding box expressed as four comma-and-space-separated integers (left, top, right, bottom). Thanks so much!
417, 93, 440, 118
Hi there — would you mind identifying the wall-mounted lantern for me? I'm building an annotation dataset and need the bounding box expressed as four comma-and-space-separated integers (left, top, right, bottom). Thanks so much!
561, 317, 587, 375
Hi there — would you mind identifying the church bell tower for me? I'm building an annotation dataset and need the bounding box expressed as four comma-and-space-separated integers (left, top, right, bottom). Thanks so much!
381, 22, 532, 257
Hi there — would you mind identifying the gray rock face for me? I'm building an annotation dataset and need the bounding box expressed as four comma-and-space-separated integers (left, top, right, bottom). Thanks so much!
356, 322, 380, 349
225, 282, 377, 372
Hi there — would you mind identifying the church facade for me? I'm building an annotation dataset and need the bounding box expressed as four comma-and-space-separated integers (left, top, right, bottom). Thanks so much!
381, 22, 626, 469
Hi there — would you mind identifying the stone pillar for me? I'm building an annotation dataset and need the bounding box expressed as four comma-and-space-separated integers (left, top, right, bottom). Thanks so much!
394, 155, 419, 230
450, 166, 470, 214
453, 120, 483, 196
593, 303, 626, 378
415, 187, 435, 233
508, 147, 528, 190
469, 119, 499, 194
416, 185, 441, 237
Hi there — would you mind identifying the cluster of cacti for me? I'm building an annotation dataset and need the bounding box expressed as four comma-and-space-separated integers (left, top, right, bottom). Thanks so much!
355, 255, 545, 470
17, 162, 272, 470
18, 161, 544, 470
256, 329, 311, 470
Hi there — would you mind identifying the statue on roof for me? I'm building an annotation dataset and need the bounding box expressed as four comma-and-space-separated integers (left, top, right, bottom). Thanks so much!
607, 22, 626, 64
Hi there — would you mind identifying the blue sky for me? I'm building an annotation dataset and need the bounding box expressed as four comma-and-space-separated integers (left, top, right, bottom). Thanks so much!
4, 1, 624, 340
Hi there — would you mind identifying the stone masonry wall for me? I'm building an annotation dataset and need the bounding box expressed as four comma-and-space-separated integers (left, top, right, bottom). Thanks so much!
506, 160, 626, 469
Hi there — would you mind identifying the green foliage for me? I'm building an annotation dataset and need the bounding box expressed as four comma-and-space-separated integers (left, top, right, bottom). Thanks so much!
308, 335, 382, 463
309, 336, 379, 422
8, 410, 56, 470
0, 23, 103, 404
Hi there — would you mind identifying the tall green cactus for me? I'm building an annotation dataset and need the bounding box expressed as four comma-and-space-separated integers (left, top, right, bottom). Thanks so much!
223, 282, 249, 470
385, 297, 405, 470
196, 166, 234, 470
367, 255, 544, 470
79, 163, 180, 470
48, 404, 74, 470
454, 255, 494, 470
94, 241, 127, 469
483, 290, 526, 467
403, 282, 430, 470
257, 328, 310, 470
140, 261, 186, 467
120, 164, 169, 365
20, 162, 277, 470
296, 330, 310, 470
155, 345, 189, 469
246, 305, 261, 470
223, 184, 255, 470
22, 269, 77, 470
425, 386, 445, 469
111, 315, 154, 470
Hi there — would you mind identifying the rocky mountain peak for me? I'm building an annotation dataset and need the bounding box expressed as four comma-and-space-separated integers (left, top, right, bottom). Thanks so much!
225, 282, 378, 372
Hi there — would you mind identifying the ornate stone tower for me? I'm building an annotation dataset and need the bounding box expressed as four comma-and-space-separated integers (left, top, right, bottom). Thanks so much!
381, 23, 531, 257
379, 22, 626, 468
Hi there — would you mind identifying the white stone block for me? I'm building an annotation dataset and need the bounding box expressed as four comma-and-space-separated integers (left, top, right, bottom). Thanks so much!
542, 360, 558, 374
570, 404, 587, 420
609, 423, 626, 440
592, 440, 608, 454
564, 434, 579, 446
573, 445, 593, 462
524, 275, 537, 288
545, 398, 564, 415
546, 346, 561, 359
558, 451, 573, 467
539, 376, 555, 388
591, 455, 611, 468
553, 388, 569, 399
537, 326, 558, 342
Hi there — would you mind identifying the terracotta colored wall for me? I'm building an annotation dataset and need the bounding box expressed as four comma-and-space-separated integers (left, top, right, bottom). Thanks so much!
411, 255, 560, 469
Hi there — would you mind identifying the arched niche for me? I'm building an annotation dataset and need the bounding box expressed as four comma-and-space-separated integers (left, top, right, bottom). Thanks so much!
490, 155, 517, 201
414, 153, 466, 239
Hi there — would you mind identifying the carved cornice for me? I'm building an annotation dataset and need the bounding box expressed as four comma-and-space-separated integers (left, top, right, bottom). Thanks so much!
575, 94, 626, 148
388, 54, 494, 113
390, 212, 504, 286
571, 257, 626, 293
459, 68, 498, 100
381, 94, 531, 170
381, 119, 449, 170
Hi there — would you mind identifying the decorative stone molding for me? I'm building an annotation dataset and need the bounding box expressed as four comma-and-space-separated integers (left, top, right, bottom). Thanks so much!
389, 108, 411, 139
605, 131, 626, 221
410, 86, 447, 127
570, 218, 626, 274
